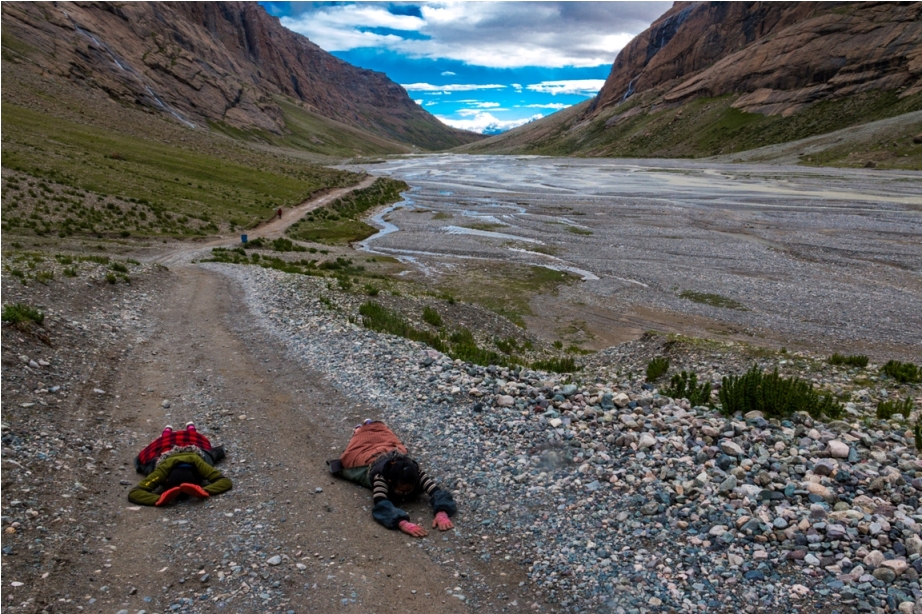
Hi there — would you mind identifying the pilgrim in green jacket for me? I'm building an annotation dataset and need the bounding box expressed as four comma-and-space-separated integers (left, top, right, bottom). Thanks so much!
128, 452, 232, 506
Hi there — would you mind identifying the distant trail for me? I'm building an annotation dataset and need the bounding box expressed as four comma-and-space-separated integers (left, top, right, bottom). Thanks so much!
147, 175, 376, 266
253, 174, 377, 239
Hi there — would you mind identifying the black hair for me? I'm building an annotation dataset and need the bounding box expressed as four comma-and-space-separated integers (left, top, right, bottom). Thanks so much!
381, 455, 419, 490
165, 463, 202, 489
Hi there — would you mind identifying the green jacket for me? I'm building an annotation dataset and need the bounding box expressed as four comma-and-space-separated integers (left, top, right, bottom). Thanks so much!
128, 452, 232, 506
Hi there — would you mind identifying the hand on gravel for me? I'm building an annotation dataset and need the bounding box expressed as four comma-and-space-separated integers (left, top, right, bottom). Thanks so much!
398, 520, 428, 538
156, 486, 182, 506
180, 483, 210, 498
432, 511, 454, 531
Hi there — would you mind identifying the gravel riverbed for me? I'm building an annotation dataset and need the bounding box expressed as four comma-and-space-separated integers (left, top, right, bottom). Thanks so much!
207, 262, 922, 613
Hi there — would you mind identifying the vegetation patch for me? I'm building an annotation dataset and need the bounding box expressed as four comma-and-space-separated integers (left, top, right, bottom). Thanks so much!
881, 360, 921, 384
719, 365, 843, 420
531, 356, 578, 373
434, 264, 577, 327
463, 222, 505, 231
287, 178, 408, 244
2, 302, 45, 327
828, 353, 869, 367
679, 290, 748, 311
244, 237, 306, 252
662, 371, 712, 407
567, 226, 593, 236
646, 356, 670, 382
422, 306, 443, 327
877, 396, 913, 421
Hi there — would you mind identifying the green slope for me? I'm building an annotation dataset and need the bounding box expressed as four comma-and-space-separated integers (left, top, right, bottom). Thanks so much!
460, 90, 922, 170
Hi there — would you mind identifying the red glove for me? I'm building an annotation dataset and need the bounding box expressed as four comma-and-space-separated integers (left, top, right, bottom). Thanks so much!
155, 486, 182, 507
180, 483, 210, 499
432, 511, 454, 531
398, 519, 428, 538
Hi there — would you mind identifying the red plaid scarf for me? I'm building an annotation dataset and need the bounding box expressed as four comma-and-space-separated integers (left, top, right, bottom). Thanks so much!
137, 430, 212, 465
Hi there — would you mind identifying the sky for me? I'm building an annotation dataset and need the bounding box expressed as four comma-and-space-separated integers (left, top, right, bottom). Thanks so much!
260, 1, 671, 134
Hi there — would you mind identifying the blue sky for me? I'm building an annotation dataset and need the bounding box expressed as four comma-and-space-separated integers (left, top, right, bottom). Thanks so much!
260, 2, 670, 134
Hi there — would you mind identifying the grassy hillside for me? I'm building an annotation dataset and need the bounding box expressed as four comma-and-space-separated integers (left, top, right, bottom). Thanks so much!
460, 90, 922, 170
0, 52, 421, 242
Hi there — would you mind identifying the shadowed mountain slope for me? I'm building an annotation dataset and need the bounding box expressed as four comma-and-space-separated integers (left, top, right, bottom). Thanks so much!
1, 1, 481, 151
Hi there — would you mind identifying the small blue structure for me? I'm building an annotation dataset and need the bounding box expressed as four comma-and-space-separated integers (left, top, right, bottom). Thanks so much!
241, 234, 248, 244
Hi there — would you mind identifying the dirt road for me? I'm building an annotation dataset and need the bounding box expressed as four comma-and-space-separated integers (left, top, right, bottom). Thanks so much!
86, 267, 537, 613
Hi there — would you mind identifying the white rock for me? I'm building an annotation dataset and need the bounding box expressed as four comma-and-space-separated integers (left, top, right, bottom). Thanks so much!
548, 418, 562, 428
863, 550, 885, 568
267, 555, 282, 566
638, 434, 656, 450
612, 393, 630, 408
827, 440, 849, 458
496, 395, 515, 408
719, 440, 744, 456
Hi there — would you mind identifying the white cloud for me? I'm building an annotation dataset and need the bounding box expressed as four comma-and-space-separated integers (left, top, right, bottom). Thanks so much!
424, 101, 438, 107
457, 107, 508, 116
401, 83, 507, 92
527, 80, 606, 96
441, 71, 456, 76
511, 83, 523, 93
468, 102, 501, 108
413, 99, 423, 106
521, 103, 569, 110
280, 2, 671, 69
436, 111, 544, 134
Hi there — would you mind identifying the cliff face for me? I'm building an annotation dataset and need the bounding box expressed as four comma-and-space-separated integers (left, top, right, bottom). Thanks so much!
1, 1, 480, 150
592, 1, 922, 116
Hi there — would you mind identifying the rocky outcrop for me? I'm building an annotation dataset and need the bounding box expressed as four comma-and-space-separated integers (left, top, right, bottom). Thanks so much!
592, 1, 922, 117
1, 1, 480, 150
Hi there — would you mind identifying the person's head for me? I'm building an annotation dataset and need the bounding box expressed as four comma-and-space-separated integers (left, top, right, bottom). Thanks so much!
382, 455, 419, 496
165, 463, 202, 490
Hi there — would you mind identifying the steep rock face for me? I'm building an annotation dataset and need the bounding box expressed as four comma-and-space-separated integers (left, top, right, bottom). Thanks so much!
593, 1, 922, 116
1, 1, 479, 150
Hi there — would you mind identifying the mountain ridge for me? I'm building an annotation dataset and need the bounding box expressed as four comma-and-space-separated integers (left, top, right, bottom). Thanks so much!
1, 1, 481, 151
460, 1, 922, 167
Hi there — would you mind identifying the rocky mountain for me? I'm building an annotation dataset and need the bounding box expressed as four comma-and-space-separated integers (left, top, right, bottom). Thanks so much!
592, 1, 921, 117
1, 1, 480, 151
461, 1, 922, 167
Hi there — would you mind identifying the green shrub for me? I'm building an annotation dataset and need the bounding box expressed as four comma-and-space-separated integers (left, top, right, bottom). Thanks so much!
422, 306, 443, 327
63, 267, 78, 277
915, 420, 922, 452
877, 396, 914, 420
532, 356, 578, 373
719, 366, 842, 420
110, 262, 129, 273
105, 272, 117, 284
2, 303, 45, 326
496, 337, 519, 355
662, 371, 712, 407
829, 353, 869, 367
881, 360, 921, 384
35, 270, 54, 284
359, 301, 446, 353
365, 284, 379, 296
646, 356, 670, 382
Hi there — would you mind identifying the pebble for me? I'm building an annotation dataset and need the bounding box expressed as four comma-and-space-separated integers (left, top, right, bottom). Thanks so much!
267, 556, 282, 566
